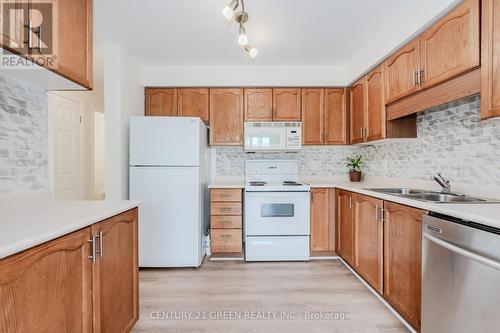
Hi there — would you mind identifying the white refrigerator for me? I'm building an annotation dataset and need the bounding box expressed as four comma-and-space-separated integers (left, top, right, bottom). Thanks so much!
129, 117, 209, 267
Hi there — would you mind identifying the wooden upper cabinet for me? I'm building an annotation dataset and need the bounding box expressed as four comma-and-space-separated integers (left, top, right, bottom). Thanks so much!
177, 88, 209, 122
481, 0, 500, 119
92, 209, 139, 333
273, 88, 301, 121
384, 202, 426, 332
56, 0, 93, 89
336, 189, 354, 266
244, 88, 273, 121
365, 66, 385, 142
209, 88, 244, 145
384, 38, 421, 104
301, 89, 325, 145
350, 79, 365, 144
354, 193, 383, 294
420, 0, 480, 90
145, 88, 177, 116
0, 227, 93, 332
324, 88, 348, 145
310, 188, 331, 252
0, 0, 29, 56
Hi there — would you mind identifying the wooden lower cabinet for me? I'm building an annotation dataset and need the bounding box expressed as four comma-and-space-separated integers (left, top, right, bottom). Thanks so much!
92, 208, 139, 333
210, 189, 243, 254
310, 188, 335, 253
353, 193, 384, 294
0, 208, 139, 333
0, 227, 93, 333
336, 189, 354, 266
383, 202, 426, 332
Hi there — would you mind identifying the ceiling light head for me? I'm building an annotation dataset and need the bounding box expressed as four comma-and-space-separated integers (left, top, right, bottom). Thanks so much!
238, 26, 248, 46
234, 11, 249, 24
222, 0, 239, 21
245, 44, 258, 58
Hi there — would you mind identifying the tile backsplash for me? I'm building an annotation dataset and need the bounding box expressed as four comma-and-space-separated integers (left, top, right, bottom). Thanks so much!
0, 75, 48, 195
215, 95, 500, 187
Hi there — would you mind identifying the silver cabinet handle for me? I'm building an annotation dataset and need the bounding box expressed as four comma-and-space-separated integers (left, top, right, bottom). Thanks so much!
88, 234, 97, 262
419, 68, 424, 84
37, 26, 42, 53
348, 195, 353, 209
99, 231, 104, 258
375, 204, 380, 221
24, 20, 33, 48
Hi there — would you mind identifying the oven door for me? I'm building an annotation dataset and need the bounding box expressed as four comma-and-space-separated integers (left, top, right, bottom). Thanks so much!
244, 191, 310, 236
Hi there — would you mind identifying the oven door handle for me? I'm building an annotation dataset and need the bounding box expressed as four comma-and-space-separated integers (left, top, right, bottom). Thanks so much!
423, 233, 500, 271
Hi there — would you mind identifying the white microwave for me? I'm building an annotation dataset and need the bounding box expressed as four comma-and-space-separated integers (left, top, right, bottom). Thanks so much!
244, 122, 302, 152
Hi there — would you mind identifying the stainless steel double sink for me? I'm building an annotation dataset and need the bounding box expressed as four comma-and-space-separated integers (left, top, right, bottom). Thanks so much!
364, 188, 500, 204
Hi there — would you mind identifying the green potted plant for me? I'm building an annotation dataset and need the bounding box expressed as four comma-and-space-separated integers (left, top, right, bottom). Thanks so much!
347, 155, 363, 182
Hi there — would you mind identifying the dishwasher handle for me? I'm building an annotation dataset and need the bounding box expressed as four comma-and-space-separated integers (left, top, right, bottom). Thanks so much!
424, 233, 500, 271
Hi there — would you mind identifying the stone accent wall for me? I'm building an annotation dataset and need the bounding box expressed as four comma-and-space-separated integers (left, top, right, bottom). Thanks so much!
0, 75, 48, 195
215, 95, 500, 187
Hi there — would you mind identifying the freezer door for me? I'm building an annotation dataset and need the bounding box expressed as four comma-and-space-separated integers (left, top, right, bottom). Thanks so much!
130, 116, 202, 166
130, 166, 203, 267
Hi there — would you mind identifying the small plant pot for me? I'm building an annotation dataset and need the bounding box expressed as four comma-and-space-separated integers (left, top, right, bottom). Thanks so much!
349, 170, 362, 182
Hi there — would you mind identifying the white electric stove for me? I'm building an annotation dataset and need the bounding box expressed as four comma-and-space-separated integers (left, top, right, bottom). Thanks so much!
244, 160, 310, 261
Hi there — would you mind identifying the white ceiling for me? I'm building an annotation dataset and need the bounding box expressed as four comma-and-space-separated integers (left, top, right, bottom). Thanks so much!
95, 0, 460, 73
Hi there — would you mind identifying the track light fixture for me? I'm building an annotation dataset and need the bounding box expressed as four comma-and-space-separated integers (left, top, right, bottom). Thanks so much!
222, 0, 258, 58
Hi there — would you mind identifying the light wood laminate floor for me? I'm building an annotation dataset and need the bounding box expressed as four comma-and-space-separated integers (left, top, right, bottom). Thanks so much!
133, 259, 410, 333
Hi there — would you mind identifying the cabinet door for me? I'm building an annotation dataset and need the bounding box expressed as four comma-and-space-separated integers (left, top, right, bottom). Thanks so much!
55, 0, 93, 89
354, 193, 383, 294
301, 89, 325, 145
350, 79, 365, 144
420, 0, 479, 90
310, 188, 330, 252
244, 88, 273, 121
93, 209, 139, 333
177, 88, 209, 122
384, 202, 426, 332
0, 227, 93, 333
145, 88, 177, 116
336, 189, 354, 266
384, 38, 421, 104
272, 88, 301, 121
481, 0, 500, 119
324, 88, 347, 145
209, 88, 244, 145
0, 0, 30, 56
365, 66, 385, 142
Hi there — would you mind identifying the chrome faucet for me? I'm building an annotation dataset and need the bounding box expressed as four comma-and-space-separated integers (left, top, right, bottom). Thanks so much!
433, 173, 451, 193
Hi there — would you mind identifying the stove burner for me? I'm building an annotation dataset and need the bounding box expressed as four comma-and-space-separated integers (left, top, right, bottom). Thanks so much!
283, 181, 302, 186
250, 181, 267, 186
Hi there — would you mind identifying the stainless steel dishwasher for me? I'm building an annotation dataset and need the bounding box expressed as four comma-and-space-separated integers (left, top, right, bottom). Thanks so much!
422, 213, 500, 333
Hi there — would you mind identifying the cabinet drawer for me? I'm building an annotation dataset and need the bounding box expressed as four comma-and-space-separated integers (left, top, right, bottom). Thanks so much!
211, 202, 242, 215
211, 229, 242, 253
211, 215, 242, 229
210, 189, 242, 202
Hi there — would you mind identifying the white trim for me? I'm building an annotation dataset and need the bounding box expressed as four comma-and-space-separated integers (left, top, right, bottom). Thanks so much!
209, 257, 245, 261
309, 256, 340, 260
338, 258, 417, 333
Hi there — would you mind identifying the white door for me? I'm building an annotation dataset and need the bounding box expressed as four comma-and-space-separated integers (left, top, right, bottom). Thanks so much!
129, 166, 202, 267
50, 93, 83, 200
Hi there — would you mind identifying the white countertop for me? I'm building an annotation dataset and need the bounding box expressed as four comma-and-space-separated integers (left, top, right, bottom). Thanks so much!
209, 176, 500, 230
0, 193, 141, 259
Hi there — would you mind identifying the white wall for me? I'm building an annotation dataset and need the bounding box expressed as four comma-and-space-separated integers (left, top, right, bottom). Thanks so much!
103, 45, 144, 200
93, 111, 105, 199
141, 65, 349, 87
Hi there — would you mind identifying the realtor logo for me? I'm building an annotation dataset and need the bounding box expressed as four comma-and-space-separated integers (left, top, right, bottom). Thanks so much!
1, 0, 58, 69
